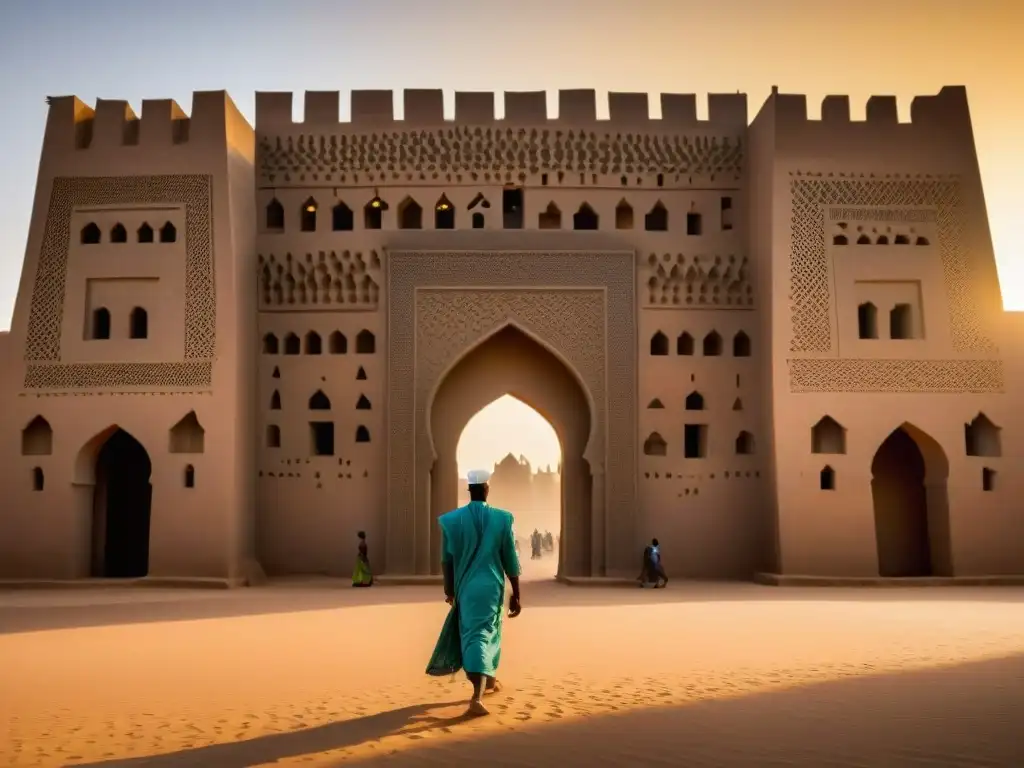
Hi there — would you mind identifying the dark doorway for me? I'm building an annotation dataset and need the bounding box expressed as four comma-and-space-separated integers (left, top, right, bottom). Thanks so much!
92, 429, 153, 578
871, 427, 932, 577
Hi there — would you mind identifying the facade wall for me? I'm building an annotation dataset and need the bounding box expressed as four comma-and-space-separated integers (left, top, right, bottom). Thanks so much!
0, 86, 1020, 581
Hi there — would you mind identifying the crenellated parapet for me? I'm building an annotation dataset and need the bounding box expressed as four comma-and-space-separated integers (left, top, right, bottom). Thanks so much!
42, 91, 249, 154
254, 89, 749, 131
766, 86, 978, 166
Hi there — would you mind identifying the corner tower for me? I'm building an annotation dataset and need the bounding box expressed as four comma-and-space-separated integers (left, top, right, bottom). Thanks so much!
749, 86, 1023, 577
0, 93, 256, 580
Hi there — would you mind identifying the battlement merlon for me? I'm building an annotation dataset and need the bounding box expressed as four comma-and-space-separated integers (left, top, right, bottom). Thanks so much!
42, 91, 253, 154
764, 85, 976, 143
253, 89, 749, 132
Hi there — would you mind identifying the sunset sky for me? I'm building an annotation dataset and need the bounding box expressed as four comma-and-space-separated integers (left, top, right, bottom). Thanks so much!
0, 0, 1020, 479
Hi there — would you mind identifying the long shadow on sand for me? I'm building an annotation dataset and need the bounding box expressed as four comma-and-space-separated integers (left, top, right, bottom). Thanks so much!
4, 578, 1024, 635
75, 653, 1024, 768
74, 699, 475, 767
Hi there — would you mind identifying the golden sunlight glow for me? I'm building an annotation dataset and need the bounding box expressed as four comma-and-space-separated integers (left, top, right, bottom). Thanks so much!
456, 394, 561, 479
305, 204, 316, 213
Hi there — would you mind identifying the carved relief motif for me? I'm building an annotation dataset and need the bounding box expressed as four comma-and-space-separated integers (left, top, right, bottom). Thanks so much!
387, 251, 636, 572
788, 176, 1000, 392
415, 290, 606, 429
788, 359, 1003, 393
258, 129, 743, 185
24, 174, 215, 389
258, 251, 381, 309
643, 253, 753, 308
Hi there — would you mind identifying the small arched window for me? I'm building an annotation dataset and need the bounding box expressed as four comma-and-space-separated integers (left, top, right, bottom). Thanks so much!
184, 465, 195, 488
80, 222, 101, 244
110, 223, 128, 243
644, 202, 668, 232
573, 203, 599, 230
650, 331, 669, 356
702, 331, 722, 356
329, 331, 347, 354
137, 223, 154, 243
129, 307, 148, 339
355, 425, 371, 443
332, 202, 354, 231
732, 331, 751, 357
364, 196, 387, 229
398, 197, 422, 229
356, 330, 375, 354
91, 307, 111, 340
266, 198, 285, 231
262, 333, 279, 354
300, 198, 318, 232
159, 222, 177, 243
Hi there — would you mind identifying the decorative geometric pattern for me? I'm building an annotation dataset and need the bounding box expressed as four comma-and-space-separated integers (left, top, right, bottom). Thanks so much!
24, 362, 214, 389
788, 176, 1001, 392
23, 174, 215, 389
258, 250, 381, 309
387, 250, 637, 574
415, 289, 606, 426
829, 207, 936, 223
788, 358, 1004, 393
789, 177, 992, 354
643, 252, 753, 308
258, 129, 743, 185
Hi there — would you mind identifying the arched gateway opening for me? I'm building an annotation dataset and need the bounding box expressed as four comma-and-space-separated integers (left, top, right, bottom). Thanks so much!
83, 429, 154, 578
870, 424, 952, 577
457, 396, 563, 580
428, 325, 592, 579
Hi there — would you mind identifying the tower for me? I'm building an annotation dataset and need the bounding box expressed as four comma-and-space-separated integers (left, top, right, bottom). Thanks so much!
0, 93, 256, 580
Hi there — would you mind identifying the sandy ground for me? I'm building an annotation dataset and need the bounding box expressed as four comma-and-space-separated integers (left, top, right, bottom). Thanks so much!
2, 565, 1024, 767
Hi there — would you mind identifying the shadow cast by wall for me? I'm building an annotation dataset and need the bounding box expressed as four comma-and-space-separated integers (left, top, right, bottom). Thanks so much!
350, 653, 1024, 767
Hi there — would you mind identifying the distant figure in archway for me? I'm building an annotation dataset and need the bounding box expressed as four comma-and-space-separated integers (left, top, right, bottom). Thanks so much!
638, 538, 668, 588
427, 469, 522, 717
352, 531, 373, 587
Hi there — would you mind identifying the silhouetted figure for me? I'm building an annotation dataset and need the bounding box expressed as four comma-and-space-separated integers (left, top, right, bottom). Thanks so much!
638, 538, 668, 588
543, 531, 554, 552
352, 531, 373, 587
531, 529, 542, 559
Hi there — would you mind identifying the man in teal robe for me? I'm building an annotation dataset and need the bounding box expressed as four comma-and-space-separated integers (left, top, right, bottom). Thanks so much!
438, 468, 522, 716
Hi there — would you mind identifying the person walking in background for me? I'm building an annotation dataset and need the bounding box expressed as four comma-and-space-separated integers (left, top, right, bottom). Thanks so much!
427, 469, 522, 716
638, 537, 668, 588
352, 530, 373, 587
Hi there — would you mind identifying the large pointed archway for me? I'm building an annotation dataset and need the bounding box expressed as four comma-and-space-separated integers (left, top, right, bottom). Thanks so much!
429, 326, 591, 578
870, 422, 952, 577
385, 247, 637, 578
84, 428, 154, 578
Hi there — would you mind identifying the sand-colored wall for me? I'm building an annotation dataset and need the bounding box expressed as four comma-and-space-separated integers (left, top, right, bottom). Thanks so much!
2, 86, 1020, 581
752, 86, 1023, 576
0, 93, 255, 580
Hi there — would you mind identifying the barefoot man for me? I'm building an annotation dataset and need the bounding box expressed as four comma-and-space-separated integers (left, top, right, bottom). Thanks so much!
437, 468, 522, 716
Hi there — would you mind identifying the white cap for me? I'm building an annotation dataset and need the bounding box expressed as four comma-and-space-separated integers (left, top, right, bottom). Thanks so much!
466, 469, 492, 485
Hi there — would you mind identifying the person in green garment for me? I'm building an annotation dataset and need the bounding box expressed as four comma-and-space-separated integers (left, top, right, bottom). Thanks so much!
352, 531, 373, 587
437, 468, 522, 716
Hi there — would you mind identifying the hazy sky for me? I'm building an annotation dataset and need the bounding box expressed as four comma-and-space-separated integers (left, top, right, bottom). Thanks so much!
0, 0, 1020, 479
